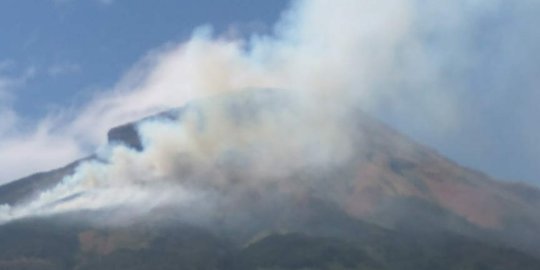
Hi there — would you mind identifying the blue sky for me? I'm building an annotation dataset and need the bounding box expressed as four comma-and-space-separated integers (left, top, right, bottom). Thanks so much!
0, 0, 289, 118
0, 0, 539, 186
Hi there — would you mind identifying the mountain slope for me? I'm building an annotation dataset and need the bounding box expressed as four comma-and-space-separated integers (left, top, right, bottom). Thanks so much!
0, 206, 539, 270
0, 159, 84, 206
0, 89, 539, 269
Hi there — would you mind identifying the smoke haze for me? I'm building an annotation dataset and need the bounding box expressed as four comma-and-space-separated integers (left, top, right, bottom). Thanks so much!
1, 0, 539, 223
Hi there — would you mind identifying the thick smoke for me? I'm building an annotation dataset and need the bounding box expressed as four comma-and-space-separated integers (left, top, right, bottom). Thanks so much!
0, 89, 359, 224
0, 0, 454, 183
1, 0, 539, 223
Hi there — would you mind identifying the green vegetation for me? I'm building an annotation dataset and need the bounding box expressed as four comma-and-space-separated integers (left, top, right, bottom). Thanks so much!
0, 216, 539, 270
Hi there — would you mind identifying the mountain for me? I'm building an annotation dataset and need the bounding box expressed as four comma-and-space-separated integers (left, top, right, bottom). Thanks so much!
0, 89, 539, 269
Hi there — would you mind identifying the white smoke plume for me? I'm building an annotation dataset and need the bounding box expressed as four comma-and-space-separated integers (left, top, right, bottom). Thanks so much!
1, 0, 538, 223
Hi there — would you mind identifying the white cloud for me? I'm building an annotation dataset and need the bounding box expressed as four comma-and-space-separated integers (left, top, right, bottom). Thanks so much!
0, 65, 81, 182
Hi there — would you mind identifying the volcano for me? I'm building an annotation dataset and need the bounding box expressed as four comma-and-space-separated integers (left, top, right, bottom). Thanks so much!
0, 89, 539, 270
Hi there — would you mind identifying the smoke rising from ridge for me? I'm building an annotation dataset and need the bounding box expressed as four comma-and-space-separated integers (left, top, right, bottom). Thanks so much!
1, 0, 540, 223
0, 0, 453, 183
